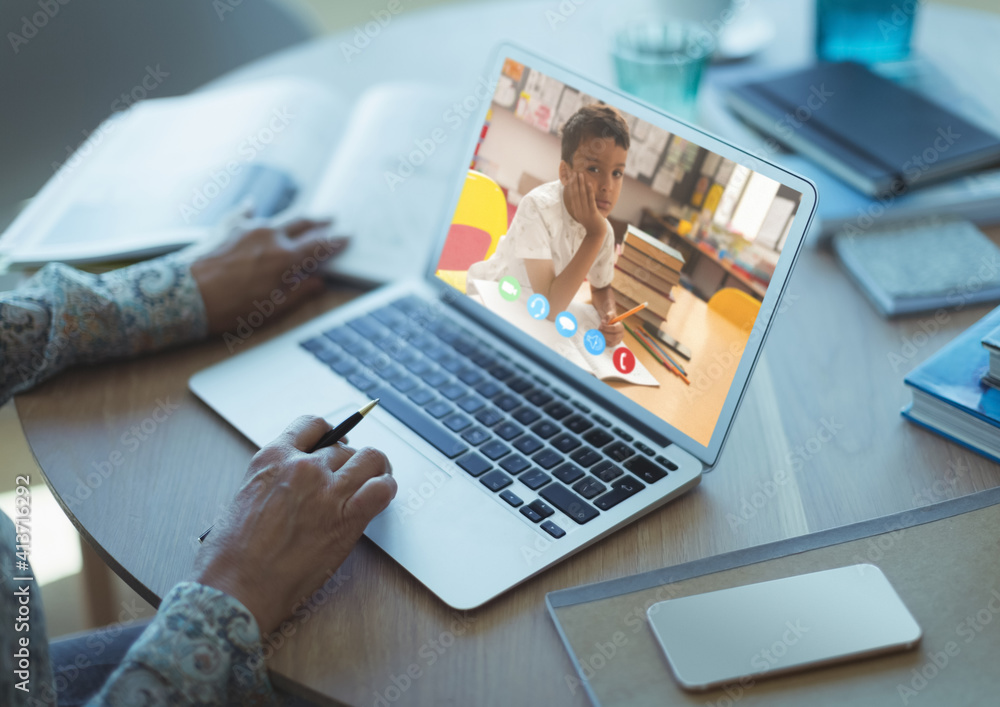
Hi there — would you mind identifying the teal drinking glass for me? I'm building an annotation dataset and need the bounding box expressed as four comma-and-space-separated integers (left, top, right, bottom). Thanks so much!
815, 0, 918, 63
612, 21, 711, 121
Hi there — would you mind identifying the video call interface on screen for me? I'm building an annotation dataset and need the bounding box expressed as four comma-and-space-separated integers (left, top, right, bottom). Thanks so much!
434, 58, 803, 447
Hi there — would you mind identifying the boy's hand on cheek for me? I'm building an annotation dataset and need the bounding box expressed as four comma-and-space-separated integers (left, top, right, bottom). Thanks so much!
566, 172, 606, 239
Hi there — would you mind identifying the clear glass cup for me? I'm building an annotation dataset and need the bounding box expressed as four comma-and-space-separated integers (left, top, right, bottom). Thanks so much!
612, 21, 712, 122
815, 0, 918, 64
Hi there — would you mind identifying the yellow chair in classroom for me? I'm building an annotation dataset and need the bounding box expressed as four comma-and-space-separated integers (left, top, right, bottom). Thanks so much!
435, 170, 509, 293
707, 287, 761, 331
451, 170, 508, 260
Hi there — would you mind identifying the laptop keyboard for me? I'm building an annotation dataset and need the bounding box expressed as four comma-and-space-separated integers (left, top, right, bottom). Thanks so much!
299, 295, 678, 539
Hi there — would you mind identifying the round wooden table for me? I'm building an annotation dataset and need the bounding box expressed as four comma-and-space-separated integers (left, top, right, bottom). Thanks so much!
18, 1, 1000, 704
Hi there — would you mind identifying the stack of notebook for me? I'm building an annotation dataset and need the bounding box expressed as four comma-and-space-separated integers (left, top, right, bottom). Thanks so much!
981, 326, 1000, 390
612, 225, 685, 328
903, 306, 1000, 462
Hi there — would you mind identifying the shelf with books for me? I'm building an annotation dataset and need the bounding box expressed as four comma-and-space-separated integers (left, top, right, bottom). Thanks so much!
639, 207, 767, 300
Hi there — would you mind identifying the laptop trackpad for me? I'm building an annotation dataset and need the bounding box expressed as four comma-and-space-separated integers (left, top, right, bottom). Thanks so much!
322, 404, 455, 498
325, 406, 543, 609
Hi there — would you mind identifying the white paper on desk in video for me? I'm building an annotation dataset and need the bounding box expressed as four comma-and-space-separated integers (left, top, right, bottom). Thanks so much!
472, 279, 658, 387
570, 303, 659, 386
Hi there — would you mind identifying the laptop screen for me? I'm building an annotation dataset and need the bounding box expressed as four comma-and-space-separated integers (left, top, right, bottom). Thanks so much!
432, 57, 805, 451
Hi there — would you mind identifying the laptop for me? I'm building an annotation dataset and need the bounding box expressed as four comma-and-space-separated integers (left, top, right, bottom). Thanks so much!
189, 44, 817, 610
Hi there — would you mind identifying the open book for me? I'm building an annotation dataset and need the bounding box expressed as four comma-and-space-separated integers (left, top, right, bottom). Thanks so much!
472, 279, 659, 387
0, 78, 464, 286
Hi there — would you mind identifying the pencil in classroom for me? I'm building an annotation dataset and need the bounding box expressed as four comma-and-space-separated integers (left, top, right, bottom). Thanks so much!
641, 328, 686, 375
608, 301, 647, 325
634, 327, 691, 385
633, 328, 684, 382
624, 324, 690, 385
628, 327, 665, 369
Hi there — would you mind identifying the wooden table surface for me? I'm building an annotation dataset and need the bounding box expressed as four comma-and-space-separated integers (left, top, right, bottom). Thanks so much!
17, 1, 1000, 705
18, 224, 1000, 706
610, 287, 747, 448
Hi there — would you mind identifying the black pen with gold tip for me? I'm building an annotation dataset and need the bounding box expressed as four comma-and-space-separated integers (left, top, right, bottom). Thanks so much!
309, 398, 380, 452
198, 399, 380, 542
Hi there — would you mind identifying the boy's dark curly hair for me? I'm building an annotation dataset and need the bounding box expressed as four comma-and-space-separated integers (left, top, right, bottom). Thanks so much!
560, 104, 631, 163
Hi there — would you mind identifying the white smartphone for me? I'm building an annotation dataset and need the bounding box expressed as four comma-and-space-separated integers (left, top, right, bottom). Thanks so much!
646, 564, 922, 691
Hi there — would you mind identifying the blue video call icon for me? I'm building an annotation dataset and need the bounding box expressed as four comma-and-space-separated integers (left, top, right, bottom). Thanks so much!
583, 329, 606, 355
525, 296, 603, 353
554, 311, 577, 338
527, 293, 550, 320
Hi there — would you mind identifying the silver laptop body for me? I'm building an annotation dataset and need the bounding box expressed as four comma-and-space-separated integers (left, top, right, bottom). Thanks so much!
190, 44, 817, 609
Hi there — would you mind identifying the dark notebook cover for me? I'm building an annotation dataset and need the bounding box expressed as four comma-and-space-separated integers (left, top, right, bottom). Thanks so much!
727, 62, 1000, 196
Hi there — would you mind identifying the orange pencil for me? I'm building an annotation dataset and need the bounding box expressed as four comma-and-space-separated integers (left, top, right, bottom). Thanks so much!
608, 301, 647, 325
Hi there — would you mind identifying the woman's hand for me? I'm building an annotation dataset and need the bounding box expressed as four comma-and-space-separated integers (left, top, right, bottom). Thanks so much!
190, 217, 348, 335
193, 416, 397, 635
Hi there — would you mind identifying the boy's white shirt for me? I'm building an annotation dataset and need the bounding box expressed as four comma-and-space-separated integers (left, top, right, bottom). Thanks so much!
466, 180, 615, 289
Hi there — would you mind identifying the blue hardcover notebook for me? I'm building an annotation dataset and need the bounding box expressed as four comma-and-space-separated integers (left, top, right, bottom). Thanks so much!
903, 306, 1000, 463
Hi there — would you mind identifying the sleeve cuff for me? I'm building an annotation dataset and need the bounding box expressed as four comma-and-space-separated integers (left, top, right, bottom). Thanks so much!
94, 254, 209, 354
90, 582, 275, 706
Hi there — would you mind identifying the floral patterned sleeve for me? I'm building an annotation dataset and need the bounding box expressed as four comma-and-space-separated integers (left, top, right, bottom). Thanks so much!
1, 257, 278, 703
87, 582, 275, 706
0, 255, 207, 406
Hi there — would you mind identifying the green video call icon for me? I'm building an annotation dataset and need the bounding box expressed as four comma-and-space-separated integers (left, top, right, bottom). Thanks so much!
498, 276, 520, 301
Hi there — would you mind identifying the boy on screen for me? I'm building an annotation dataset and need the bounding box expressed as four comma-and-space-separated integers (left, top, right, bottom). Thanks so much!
467, 105, 629, 346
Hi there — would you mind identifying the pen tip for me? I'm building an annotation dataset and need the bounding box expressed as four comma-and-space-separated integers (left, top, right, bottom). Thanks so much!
359, 399, 379, 416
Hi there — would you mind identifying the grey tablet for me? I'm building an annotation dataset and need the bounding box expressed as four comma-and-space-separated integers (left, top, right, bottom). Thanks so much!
646, 564, 922, 691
